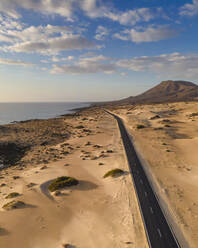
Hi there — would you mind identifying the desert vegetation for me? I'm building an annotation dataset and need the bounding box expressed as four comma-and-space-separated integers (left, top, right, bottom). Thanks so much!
136, 124, 146, 129
189, 112, 198, 117
2, 200, 26, 210
48, 176, 79, 192
103, 168, 124, 178
5, 192, 20, 199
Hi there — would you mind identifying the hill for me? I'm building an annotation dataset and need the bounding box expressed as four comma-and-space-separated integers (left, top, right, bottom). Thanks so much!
118, 80, 198, 104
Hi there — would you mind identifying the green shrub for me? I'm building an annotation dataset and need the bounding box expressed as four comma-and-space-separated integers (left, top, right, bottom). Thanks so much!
48, 176, 79, 192
136, 124, 145, 129
189, 112, 198, 117
103, 168, 124, 178
5, 192, 20, 199
2, 200, 25, 210
76, 125, 84, 129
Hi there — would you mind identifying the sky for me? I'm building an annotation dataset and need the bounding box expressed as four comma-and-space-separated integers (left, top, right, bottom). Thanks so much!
0, 0, 198, 102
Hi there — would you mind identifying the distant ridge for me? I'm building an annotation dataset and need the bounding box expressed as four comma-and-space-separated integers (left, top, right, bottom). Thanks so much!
117, 80, 198, 104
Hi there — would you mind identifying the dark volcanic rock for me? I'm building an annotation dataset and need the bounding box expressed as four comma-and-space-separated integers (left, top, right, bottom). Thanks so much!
0, 142, 28, 166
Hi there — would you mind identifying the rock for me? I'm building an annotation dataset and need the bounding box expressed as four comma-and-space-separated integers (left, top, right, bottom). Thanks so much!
93, 145, 102, 148
62, 244, 76, 248
13, 176, 20, 180
26, 182, 36, 188
91, 156, 98, 160
53, 190, 61, 196
64, 163, 70, 167
150, 115, 160, 120
40, 166, 48, 170
125, 241, 133, 244
106, 150, 113, 153
85, 141, 91, 146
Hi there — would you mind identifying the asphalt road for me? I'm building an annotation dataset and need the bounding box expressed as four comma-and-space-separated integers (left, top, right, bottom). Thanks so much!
108, 111, 181, 248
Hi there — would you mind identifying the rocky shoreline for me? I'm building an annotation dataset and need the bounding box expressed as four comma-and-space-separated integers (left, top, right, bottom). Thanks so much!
0, 106, 90, 170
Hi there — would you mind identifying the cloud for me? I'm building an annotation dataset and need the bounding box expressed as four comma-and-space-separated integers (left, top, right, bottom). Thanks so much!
51, 56, 74, 62
95, 25, 109, 40
180, 0, 198, 16
51, 55, 116, 74
113, 33, 129, 41
2, 24, 74, 43
129, 26, 178, 42
3, 35, 97, 54
0, 0, 163, 26
0, 15, 24, 43
0, 0, 75, 20
0, 57, 32, 66
105, 8, 156, 25
0, 34, 13, 42
0, 23, 97, 54
116, 52, 198, 78
80, 55, 109, 62
114, 26, 178, 43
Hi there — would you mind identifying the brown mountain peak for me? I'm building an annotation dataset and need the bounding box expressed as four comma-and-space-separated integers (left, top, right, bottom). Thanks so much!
118, 80, 198, 104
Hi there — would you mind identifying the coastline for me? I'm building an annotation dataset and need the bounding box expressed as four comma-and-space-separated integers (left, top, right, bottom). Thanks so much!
1, 101, 198, 247
0, 106, 140, 248
0, 102, 91, 126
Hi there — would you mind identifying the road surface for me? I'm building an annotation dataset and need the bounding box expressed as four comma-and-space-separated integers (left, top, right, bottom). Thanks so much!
108, 111, 181, 248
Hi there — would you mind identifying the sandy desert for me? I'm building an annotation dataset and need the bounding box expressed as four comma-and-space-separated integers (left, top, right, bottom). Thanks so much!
0, 102, 198, 247
0, 108, 148, 248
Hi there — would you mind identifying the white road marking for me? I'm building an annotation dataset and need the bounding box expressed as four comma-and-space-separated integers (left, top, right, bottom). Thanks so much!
150, 207, 154, 214
157, 228, 162, 238
144, 191, 147, 197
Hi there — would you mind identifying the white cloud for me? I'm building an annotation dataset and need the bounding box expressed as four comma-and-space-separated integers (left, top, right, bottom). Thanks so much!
0, 34, 13, 42
114, 26, 178, 43
105, 8, 156, 25
51, 56, 74, 62
4, 24, 73, 43
0, 0, 75, 20
129, 26, 177, 42
0, 57, 32, 66
120, 72, 127, 76
180, 0, 198, 16
40, 59, 49, 63
0, 22, 97, 54
80, 55, 109, 62
51, 63, 116, 75
0, 0, 163, 27
0, 15, 24, 43
3, 35, 97, 54
95, 25, 109, 40
116, 52, 198, 78
51, 55, 116, 74
113, 33, 129, 41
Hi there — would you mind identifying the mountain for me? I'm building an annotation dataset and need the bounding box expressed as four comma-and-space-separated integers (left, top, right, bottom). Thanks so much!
118, 80, 198, 104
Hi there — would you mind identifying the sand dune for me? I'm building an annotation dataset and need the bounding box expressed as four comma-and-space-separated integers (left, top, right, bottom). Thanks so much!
110, 101, 198, 248
0, 108, 145, 248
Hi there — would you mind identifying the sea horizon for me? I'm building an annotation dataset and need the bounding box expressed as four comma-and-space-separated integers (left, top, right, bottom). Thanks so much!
0, 102, 90, 125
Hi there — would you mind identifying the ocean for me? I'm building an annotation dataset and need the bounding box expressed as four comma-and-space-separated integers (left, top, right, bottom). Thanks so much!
0, 102, 90, 125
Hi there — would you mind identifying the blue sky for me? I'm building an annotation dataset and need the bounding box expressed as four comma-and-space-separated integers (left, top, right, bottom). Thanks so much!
0, 0, 198, 102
